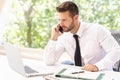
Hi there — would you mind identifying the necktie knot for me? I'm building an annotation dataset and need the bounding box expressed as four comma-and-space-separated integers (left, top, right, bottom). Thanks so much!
73, 34, 78, 39
73, 35, 79, 44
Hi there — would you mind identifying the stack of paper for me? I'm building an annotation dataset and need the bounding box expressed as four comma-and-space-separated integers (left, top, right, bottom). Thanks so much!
55, 66, 104, 80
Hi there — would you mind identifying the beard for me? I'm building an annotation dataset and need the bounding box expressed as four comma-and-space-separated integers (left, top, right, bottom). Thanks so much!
64, 19, 75, 32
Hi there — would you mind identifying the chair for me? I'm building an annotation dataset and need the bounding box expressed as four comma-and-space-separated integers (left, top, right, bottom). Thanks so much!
111, 30, 120, 72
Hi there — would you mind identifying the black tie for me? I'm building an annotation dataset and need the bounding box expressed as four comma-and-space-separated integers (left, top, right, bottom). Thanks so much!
73, 35, 82, 66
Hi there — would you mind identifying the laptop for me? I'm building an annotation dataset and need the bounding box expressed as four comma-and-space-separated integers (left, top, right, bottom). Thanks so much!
4, 43, 54, 77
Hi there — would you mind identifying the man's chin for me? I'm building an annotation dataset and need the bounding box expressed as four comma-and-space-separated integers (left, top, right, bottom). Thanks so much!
63, 30, 69, 32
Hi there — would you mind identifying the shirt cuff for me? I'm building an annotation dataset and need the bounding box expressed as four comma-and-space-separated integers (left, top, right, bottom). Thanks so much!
95, 62, 106, 71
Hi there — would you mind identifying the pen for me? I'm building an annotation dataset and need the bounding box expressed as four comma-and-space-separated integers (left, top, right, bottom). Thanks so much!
71, 71, 84, 74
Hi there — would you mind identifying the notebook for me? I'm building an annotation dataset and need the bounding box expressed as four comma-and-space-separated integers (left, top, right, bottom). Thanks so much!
4, 43, 54, 77
55, 66, 105, 80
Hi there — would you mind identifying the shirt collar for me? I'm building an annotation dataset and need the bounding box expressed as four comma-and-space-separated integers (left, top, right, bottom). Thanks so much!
68, 21, 84, 38
76, 21, 84, 38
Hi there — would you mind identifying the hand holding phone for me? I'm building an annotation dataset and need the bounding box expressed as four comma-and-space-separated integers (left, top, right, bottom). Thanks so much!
59, 25, 63, 33
50, 25, 63, 40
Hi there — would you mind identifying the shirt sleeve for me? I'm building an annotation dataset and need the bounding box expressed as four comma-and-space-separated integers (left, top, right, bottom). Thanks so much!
95, 26, 120, 71
43, 37, 65, 65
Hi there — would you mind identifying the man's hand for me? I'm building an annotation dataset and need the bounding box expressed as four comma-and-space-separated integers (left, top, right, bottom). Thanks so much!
81, 64, 99, 72
50, 24, 63, 41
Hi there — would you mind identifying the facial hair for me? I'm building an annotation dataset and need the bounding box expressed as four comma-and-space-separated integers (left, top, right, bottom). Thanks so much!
65, 19, 75, 32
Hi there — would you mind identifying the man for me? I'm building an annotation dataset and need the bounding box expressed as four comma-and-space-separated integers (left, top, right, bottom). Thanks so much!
44, 1, 120, 72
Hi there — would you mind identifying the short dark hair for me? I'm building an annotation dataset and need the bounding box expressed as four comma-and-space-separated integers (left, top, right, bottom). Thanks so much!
56, 1, 79, 17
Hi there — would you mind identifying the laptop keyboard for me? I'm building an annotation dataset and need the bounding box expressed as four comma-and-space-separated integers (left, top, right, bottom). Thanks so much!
24, 66, 39, 74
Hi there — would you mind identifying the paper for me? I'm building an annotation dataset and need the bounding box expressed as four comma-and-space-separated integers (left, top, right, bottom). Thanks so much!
55, 66, 105, 80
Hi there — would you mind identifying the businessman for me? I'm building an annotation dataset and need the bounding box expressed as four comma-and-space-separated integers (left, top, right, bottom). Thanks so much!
44, 1, 120, 72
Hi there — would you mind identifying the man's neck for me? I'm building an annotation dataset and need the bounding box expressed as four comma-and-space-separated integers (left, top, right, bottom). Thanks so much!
71, 21, 80, 34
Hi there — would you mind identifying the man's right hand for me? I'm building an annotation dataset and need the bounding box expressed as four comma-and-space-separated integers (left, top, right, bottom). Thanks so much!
50, 24, 63, 41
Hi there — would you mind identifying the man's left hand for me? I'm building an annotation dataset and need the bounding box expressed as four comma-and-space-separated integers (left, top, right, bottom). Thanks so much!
81, 64, 99, 72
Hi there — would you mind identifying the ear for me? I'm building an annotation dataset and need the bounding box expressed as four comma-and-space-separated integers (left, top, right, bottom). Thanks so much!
74, 15, 78, 20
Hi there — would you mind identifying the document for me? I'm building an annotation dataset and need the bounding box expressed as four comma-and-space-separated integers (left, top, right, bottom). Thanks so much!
55, 66, 105, 80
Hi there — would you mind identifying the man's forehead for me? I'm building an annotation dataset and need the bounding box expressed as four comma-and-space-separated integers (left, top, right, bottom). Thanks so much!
57, 11, 71, 18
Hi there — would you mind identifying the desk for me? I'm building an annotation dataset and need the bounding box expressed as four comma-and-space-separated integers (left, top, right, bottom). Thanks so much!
0, 55, 43, 80
0, 55, 120, 80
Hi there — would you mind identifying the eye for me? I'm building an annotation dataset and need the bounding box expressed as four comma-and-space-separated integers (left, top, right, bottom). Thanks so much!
63, 19, 66, 21
59, 19, 66, 22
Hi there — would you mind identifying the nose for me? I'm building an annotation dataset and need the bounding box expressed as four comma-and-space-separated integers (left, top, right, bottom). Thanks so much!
59, 20, 64, 26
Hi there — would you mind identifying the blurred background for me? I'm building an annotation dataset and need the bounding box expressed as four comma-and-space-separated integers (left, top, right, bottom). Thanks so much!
0, 0, 120, 49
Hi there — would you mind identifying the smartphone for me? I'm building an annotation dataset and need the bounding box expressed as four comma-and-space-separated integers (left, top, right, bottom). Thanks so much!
59, 26, 63, 33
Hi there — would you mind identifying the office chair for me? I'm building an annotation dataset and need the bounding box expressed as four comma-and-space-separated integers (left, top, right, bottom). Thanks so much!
111, 30, 120, 72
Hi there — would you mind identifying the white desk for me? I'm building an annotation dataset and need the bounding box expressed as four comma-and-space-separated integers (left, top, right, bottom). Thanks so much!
0, 55, 43, 80
0, 55, 120, 80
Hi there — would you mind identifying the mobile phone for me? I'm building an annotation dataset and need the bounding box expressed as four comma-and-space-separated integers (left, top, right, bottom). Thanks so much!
59, 26, 63, 33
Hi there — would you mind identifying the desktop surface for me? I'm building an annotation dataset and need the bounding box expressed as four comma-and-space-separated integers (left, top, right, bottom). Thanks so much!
0, 55, 120, 80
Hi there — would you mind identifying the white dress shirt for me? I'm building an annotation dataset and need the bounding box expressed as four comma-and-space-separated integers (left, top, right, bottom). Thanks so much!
44, 22, 120, 71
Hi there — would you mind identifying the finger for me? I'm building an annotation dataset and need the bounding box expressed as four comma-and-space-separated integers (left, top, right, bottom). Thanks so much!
91, 65, 99, 72
56, 24, 61, 32
83, 64, 96, 71
86, 65, 92, 71
87, 64, 98, 72
82, 64, 90, 71
52, 25, 59, 32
